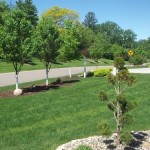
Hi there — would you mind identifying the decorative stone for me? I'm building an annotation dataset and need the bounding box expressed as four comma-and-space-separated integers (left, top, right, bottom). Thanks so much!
56, 130, 150, 150
13, 89, 22, 96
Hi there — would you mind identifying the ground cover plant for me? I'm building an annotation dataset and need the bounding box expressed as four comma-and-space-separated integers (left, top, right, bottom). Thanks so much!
0, 74, 150, 150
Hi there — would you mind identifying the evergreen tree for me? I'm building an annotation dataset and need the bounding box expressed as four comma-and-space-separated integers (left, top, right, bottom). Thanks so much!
99, 57, 136, 149
83, 12, 98, 31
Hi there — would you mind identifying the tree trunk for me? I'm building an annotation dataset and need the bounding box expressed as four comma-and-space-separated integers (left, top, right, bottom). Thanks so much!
69, 67, 72, 78
116, 81, 121, 149
46, 68, 49, 86
83, 56, 86, 78
116, 103, 121, 149
15, 73, 19, 89
68, 62, 72, 78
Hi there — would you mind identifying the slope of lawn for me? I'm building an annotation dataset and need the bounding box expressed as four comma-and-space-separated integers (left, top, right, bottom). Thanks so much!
0, 74, 150, 150
0, 58, 115, 73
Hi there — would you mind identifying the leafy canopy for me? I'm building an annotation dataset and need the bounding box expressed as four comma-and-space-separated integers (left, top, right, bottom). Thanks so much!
42, 6, 79, 27
0, 8, 32, 73
33, 17, 60, 67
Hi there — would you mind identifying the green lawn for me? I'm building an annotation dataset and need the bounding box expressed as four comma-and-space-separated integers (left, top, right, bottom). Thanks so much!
0, 74, 150, 150
0, 58, 115, 73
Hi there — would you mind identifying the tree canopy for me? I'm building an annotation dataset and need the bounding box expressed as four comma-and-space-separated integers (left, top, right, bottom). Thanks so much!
83, 11, 98, 31
42, 6, 79, 27
16, 0, 38, 27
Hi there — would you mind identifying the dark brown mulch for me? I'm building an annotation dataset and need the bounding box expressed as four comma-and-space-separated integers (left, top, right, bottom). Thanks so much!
0, 77, 80, 99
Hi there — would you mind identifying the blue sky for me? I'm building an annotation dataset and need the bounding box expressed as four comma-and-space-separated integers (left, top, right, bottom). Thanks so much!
6, 0, 150, 40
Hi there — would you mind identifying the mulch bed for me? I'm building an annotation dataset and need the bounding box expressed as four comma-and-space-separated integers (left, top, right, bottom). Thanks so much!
0, 77, 80, 99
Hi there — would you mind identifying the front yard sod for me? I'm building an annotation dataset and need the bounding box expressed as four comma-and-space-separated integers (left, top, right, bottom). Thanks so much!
0, 74, 150, 150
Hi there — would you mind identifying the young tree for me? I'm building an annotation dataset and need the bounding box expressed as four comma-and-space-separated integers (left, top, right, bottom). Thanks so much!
33, 17, 60, 86
0, 8, 33, 89
99, 57, 136, 149
58, 20, 80, 78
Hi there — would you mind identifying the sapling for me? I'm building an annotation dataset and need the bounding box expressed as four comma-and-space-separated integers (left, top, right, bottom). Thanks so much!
99, 57, 136, 149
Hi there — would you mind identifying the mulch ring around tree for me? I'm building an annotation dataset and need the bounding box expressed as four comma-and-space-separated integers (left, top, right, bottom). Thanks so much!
0, 77, 80, 99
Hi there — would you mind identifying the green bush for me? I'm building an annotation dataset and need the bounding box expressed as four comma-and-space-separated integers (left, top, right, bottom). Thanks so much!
97, 121, 112, 136
86, 71, 94, 77
76, 145, 92, 150
120, 131, 133, 145
132, 54, 146, 65
93, 68, 112, 77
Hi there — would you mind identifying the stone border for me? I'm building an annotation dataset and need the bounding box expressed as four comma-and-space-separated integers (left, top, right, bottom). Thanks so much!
56, 130, 150, 150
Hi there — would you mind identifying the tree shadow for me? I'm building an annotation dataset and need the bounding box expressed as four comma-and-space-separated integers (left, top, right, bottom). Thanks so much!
103, 139, 116, 149
22, 77, 80, 95
124, 131, 149, 149
23, 84, 59, 94
52, 61, 63, 65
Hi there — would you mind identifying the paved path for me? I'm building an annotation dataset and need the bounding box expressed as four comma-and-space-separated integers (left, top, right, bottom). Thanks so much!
128, 68, 150, 74
0, 66, 112, 87
0, 66, 150, 87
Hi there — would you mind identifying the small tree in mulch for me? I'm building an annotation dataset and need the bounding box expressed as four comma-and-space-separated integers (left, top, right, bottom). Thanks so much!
99, 57, 136, 149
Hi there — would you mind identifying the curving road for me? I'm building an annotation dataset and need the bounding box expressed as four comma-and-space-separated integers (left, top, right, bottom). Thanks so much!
0, 66, 150, 87
0, 66, 112, 87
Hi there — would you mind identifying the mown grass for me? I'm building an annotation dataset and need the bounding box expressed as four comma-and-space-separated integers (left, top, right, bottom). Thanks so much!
0, 74, 150, 150
0, 58, 115, 73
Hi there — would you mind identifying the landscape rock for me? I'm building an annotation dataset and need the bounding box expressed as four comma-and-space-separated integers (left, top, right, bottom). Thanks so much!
13, 88, 22, 96
56, 130, 150, 150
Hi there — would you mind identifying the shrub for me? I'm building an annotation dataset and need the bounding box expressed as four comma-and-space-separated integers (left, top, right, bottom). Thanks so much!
120, 131, 133, 145
76, 145, 92, 150
132, 54, 146, 65
93, 68, 112, 77
86, 71, 94, 77
97, 121, 112, 136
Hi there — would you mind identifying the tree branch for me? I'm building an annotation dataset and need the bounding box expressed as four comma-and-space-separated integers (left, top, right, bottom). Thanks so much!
120, 85, 128, 93
114, 85, 118, 94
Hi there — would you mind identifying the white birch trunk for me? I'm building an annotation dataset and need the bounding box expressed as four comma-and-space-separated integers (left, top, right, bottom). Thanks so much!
69, 67, 72, 78
46, 68, 49, 86
83, 57, 86, 78
15, 74, 19, 89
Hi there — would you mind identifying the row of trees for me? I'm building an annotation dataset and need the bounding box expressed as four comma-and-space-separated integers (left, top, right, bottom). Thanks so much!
83, 12, 150, 62
0, 1, 82, 89
0, 0, 149, 89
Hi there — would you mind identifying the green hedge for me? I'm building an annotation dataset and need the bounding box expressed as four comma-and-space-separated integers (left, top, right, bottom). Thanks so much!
93, 68, 112, 77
